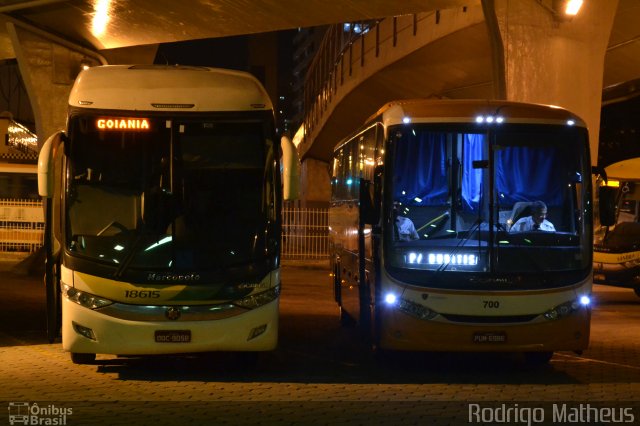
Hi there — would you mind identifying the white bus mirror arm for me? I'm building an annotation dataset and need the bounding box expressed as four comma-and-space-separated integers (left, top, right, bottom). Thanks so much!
38, 131, 64, 198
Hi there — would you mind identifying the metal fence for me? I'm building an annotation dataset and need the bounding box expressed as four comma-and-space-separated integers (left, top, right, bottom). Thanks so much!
281, 203, 329, 261
0, 198, 44, 254
0, 199, 331, 263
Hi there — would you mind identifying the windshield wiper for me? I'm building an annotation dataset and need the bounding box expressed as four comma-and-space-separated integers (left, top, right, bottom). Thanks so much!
113, 233, 146, 279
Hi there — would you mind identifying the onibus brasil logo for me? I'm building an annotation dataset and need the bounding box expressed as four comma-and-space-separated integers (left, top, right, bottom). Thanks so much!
7, 402, 72, 425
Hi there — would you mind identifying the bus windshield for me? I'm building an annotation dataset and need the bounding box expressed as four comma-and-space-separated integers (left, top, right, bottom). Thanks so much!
65, 113, 278, 278
594, 181, 640, 249
385, 123, 591, 289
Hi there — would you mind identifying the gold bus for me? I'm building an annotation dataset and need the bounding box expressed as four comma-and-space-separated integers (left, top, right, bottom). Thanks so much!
330, 99, 593, 365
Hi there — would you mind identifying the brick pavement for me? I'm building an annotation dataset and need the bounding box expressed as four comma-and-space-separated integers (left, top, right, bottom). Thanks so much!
1, 267, 640, 425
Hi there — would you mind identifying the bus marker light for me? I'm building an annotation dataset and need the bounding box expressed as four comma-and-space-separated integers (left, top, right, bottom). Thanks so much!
579, 295, 591, 306
72, 321, 96, 340
248, 324, 267, 341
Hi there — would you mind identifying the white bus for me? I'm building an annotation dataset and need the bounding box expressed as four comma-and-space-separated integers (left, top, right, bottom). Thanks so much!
594, 158, 640, 297
38, 65, 297, 364
330, 99, 593, 365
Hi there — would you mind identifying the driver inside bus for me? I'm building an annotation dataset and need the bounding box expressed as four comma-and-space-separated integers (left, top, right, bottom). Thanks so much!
396, 215, 420, 241
510, 200, 556, 232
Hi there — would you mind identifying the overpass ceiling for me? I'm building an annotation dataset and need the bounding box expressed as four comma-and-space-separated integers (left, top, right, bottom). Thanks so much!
603, 0, 640, 92
0, 0, 472, 59
0, 0, 637, 93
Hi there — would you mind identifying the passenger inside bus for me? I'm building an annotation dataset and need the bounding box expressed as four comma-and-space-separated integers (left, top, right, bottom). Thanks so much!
396, 215, 420, 241
509, 200, 556, 232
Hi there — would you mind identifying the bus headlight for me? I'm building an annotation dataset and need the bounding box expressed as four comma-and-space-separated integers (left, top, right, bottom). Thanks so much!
398, 298, 438, 321
63, 284, 113, 309
543, 296, 590, 321
234, 286, 280, 309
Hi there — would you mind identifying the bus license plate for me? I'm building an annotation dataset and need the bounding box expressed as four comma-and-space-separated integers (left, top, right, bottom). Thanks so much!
472, 332, 506, 343
155, 330, 191, 343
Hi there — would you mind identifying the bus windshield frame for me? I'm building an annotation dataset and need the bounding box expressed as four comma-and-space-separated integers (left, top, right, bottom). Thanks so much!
62, 110, 280, 284
383, 122, 592, 291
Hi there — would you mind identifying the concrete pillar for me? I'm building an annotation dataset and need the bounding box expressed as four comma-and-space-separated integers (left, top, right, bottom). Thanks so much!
487, 0, 619, 164
299, 158, 330, 208
7, 23, 158, 148
7, 22, 104, 147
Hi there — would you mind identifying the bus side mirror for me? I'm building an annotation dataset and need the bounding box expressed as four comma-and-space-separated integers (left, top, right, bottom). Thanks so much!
38, 131, 65, 198
592, 165, 607, 183
280, 135, 300, 201
598, 186, 617, 227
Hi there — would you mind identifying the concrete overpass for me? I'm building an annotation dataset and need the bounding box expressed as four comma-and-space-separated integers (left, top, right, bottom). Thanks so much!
0, 0, 638, 205
291, 1, 639, 204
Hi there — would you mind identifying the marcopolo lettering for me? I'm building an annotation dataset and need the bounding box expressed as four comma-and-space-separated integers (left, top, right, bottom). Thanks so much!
147, 273, 200, 282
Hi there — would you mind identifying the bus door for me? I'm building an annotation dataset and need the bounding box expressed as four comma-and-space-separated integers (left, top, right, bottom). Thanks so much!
38, 131, 66, 342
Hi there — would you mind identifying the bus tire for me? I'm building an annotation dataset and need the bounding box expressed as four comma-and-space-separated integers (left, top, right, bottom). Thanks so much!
70, 352, 96, 364
339, 306, 356, 327
332, 262, 341, 304
634, 287, 640, 298
523, 351, 553, 366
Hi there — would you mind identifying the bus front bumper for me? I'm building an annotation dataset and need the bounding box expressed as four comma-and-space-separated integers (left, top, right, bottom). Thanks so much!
62, 297, 279, 355
593, 262, 640, 287
378, 308, 590, 352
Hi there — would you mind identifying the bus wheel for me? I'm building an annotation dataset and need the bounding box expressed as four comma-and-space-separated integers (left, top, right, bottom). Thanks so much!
523, 351, 553, 366
70, 352, 96, 364
339, 306, 355, 327
634, 287, 640, 298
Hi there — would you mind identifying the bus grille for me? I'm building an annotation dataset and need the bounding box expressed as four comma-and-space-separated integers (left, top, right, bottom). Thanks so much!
440, 313, 538, 324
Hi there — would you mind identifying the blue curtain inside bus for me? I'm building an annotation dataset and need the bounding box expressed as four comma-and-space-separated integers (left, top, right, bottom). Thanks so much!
494, 146, 564, 207
393, 133, 448, 206
394, 131, 564, 211
461, 134, 484, 212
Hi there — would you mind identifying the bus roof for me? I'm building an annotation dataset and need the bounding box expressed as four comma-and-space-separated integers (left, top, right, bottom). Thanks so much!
69, 65, 273, 112
369, 99, 586, 128
604, 158, 640, 180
